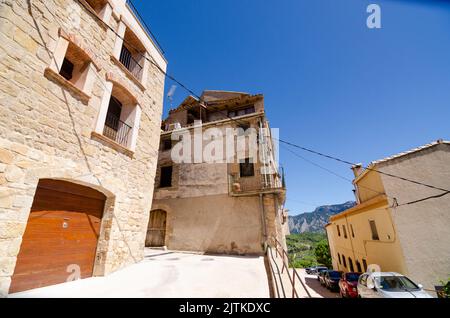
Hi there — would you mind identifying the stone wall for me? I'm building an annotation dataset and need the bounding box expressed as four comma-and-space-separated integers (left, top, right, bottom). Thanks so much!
0, 0, 166, 296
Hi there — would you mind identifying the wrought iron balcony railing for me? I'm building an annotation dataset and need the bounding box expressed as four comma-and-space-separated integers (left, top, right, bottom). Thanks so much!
119, 45, 143, 80
103, 112, 132, 147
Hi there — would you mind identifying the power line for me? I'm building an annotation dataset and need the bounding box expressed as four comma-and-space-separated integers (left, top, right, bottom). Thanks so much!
208, 107, 450, 196
277, 140, 450, 193
396, 191, 450, 207
280, 143, 397, 202
77, 0, 450, 194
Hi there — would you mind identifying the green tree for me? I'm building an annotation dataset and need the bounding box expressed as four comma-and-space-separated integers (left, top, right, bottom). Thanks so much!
314, 239, 332, 268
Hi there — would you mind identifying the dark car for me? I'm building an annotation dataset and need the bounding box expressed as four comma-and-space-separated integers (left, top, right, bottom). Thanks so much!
313, 266, 328, 276
339, 272, 362, 298
324, 270, 343, 291
307, 265, 326, 275
318, 269, 328, 285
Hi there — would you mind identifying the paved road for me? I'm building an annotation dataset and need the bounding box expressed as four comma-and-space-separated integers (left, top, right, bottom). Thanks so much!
296, 269, 341, 298
9, 249, 270, 298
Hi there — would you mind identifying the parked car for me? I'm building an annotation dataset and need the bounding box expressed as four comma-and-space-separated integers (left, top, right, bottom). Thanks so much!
339, 272, 361, 298
324, 270, 343, 291
318, 269, 329, 286
305, 267, 313, 274
311, 266, 328, 275
357, 272, 433, 298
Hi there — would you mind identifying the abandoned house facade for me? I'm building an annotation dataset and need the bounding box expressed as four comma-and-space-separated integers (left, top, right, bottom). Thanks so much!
0, 0, 166, 295
148, 91, 288, 255
325, 140, 450, 294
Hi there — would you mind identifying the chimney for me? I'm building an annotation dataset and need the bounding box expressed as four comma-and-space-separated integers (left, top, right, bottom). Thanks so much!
351, 163, 363, 178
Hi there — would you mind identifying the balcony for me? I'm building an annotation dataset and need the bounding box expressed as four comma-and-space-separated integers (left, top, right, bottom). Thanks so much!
103, 112, 132, 147
228, 172, 285, 197
119, 45, 143, 80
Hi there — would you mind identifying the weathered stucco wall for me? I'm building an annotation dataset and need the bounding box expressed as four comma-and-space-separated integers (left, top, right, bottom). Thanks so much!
0, 0, 165, 296
380, 143, 450, 291
153, 194, 264, 255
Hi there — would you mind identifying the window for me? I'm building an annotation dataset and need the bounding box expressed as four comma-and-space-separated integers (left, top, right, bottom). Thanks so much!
118, 28, 147, 81
343, 225, 348, 239
239, 158, 254, 177
161, 139, 172, 151
102, 96, 132, 147
348, 257, 354, 272
337, 224, 341, 237
350, 224, 355, 238
338, 253, 341, 265
356, 260, 362, 273
95, 81, 142, 152
160, 166, 172, 188
342, 254, 347, 268
362, 259, 368, 272
369, 220, 380, 240
228, 106, 255, 117
85, 0, 107, 15
48, 41, 95, 97
59, 58, 74, 80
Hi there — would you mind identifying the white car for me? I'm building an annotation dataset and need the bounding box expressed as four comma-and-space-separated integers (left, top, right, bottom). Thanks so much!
357, 272, 433, 298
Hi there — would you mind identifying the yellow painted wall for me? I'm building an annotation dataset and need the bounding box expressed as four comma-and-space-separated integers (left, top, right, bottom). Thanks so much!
355, 171, 385, 203
328, 197, 407, 275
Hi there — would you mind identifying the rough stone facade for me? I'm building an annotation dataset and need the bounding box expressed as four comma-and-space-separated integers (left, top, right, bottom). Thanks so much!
149, 91, 287, 255
0, 0, 166, 296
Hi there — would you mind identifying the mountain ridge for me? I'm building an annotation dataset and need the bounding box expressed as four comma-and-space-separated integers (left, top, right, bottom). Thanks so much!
288, 201, 356, 234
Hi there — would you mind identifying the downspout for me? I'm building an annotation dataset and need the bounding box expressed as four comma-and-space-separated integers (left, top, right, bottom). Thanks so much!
259, 193, 268, 250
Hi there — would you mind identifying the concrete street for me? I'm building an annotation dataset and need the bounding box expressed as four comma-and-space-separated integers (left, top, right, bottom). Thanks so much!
9, 248, 270, 298
296, 269, 340, 298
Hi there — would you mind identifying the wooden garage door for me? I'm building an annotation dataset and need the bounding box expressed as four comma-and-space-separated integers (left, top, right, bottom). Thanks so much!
9, 179, 106, 293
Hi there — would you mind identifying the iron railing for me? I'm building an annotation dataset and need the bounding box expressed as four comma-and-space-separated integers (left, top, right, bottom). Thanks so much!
267, 237, 312, 298
229, 173, 283, 194
103, 112, 132, 147
119, 45, 143, 80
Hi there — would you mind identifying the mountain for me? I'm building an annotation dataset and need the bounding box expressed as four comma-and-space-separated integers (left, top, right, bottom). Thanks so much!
288, 201, 356, 234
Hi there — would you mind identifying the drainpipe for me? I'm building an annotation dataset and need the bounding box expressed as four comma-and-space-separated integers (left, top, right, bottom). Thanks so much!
259, 193, 268, 249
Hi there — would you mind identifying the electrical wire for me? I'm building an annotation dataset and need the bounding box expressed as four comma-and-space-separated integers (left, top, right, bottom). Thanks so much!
75, 0, 450, 194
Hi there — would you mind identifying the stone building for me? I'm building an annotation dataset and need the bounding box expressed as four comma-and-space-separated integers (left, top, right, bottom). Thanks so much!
148, 90, 287, 255
325, 140, 450, 295
0, 0, 166, 295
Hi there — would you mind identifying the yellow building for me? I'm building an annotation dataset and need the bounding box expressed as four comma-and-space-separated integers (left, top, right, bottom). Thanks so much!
325, 140, 450, 294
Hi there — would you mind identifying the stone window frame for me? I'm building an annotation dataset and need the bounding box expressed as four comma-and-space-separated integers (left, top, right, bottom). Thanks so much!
92, 73, 142, 157
110, 17, 150, 91
79, 0, 113, 28
45, 28, 102, 104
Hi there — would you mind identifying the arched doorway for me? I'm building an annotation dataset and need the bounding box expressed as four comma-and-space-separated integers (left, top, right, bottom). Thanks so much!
9, 179, 106, 293
146, 210, 167, 247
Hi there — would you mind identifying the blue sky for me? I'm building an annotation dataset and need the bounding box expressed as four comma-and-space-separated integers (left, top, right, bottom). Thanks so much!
133, 0, 450, 215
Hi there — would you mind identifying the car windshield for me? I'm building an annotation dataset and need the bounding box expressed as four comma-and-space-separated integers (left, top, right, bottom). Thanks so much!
329, 271, 341, 278
346, 273, 360, 281
375, 276, 420, 291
